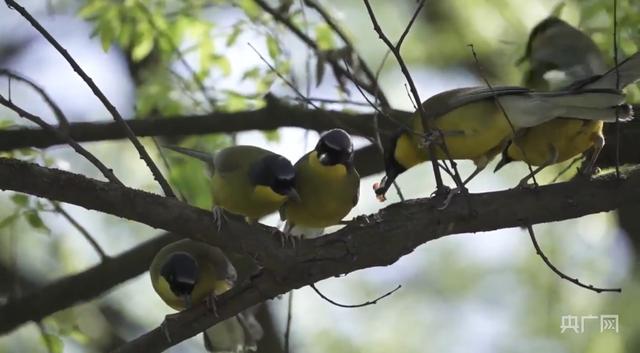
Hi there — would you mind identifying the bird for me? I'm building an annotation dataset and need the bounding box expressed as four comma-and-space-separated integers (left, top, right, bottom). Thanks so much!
494, 17, 638, 185
373, 78, 632, 200
165, 145, 300, 228
519, 17, 607, 91
280, 129, 360, 237
149, 239, 263, 352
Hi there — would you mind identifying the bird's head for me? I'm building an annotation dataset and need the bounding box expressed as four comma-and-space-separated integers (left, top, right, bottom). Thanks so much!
373, 130, 409, 202
315, 129, 354, 166
250, 155, 300, 202
160, 251, 199, 307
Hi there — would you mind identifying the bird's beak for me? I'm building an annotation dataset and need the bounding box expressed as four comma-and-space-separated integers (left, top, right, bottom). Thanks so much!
373, 176, 390, 202
285, 188, 301, 203
318, 152, 330, 165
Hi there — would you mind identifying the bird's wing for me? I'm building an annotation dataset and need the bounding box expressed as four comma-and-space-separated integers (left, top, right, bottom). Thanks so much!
423, 86, 531, 121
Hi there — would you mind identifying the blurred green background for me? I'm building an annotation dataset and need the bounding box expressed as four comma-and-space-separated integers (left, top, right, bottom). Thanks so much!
0, 0, 639, 352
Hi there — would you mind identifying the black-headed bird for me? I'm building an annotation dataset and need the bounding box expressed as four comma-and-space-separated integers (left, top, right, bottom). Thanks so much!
165, 145, 300, 227
281, 129, 360, 237
495, 17, 638, 185
373, 77, 633, 199
149, 239, 263, 352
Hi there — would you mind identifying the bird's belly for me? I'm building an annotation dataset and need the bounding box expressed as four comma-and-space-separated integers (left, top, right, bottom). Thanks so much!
211, 175, 285, 220
515, 119, 601, 165
286, 167, 355, 228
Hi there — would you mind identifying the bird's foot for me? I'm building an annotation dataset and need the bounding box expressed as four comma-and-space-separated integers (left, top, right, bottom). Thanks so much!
430, 185, 452, 199
161, 312, 182, 343
212, 207, 228, 232
517, 179, 538, 189
436, 186, 467, 210
204, 293, 219, 318
577, 165, 599, 179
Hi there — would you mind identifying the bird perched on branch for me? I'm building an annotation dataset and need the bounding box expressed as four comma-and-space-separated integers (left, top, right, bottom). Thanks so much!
165, 145, 300, 228
280, 129, 360, 237
373, 81, 631, 200
495, 17, 639, 185
149, 239, 263, 352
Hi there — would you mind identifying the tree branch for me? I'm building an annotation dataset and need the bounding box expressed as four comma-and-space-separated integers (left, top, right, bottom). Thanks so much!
0, 232, 179, 334
0, 157, 637, 339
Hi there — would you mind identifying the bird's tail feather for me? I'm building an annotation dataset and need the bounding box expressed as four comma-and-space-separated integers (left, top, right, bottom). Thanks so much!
540, 89, 624, 108
163, 145, 215, 168
583, 51, 640, 90
203, 307, 263, 353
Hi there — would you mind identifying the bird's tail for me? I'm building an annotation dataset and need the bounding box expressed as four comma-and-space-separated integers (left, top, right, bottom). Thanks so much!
539, 89, 634, 122
203, 307, 264, 353
163, 145, 215, 168
578, 51, 640, 90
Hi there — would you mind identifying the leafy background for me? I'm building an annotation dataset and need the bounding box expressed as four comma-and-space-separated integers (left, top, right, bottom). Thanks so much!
0, 0, 638, 352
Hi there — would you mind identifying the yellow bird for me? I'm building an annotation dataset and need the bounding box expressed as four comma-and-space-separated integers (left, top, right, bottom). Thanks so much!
495, 17, 638, 184
149, 239, 263, 352
374, 81, 631, 199
281, 129, 360, 236
166, 145, 300, 227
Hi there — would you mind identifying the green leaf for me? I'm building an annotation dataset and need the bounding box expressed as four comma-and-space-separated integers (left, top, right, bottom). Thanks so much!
263, 130, 280, 142
10, 194, 28, 207
0, 213, 18, 229
131, 35, 155, 62
315, 24, 335, 50
213, 55, 231, 76
77, 0, 107, 19
41, 333, 64, 353
226, 23, 243, 47
25, 210, 49, 234
266, 35, 280, 60
239, 0, 260, 19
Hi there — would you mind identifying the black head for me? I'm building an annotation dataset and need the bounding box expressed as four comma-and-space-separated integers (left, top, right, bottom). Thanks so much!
374, 130, 407, 200
315, 129, 354, 166
160, 252, 199, 300
249, 154, 300, 201
518, 16, 569, 65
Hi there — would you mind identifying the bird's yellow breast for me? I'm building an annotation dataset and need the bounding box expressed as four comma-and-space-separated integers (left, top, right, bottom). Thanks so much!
152, 267, 231, 311
394, 100, 513, 170
508, 119, 602, 166
284, 152, 358, 228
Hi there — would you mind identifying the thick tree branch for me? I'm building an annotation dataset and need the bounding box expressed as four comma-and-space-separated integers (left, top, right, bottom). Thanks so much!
113, 167, 637, 352
0, 157, 638, 339
0, 100, 409, 150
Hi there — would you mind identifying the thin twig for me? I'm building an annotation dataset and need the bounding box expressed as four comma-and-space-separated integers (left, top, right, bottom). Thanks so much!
50, 201, 109, 261
5, 0, 175, 198
361, 0, 447, 193
525, 224, 621, 293
248, 43, 320, 110
552, 156, 583, 183
303, 0, 390, 109
613, 0, 621, 179
254, 0, 384, 104
0, 94, 123, 185
310, 283, 401, 308
0, 69, 69, 129
284, 291, 293, 353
